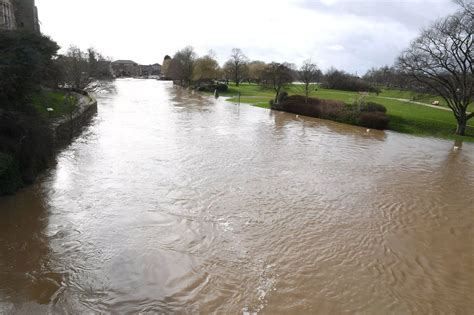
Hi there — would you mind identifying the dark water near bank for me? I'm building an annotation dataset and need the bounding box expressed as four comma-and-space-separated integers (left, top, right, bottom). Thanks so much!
1, 79, 473, 314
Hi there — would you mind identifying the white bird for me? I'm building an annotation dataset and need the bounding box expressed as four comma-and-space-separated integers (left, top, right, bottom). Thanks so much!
453, 146, 460, 151
366, 129, 371, 133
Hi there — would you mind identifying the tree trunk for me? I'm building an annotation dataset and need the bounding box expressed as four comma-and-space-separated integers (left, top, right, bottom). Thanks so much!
274, 87, 280, 104
456, 118, 467, 136
305, 83, 309, 104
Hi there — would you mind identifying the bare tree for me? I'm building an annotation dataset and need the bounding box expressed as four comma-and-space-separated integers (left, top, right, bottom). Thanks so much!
224, 48, 249, 86
169, 46, 196, 87
454, 0, 474, 16
300, 59, 321, 103
398, 6, 473, 135
263, 62, 295, 103
58, 46, 113, 92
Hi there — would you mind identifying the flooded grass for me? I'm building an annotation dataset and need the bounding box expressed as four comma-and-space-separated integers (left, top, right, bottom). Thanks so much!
216, 83, 474, 142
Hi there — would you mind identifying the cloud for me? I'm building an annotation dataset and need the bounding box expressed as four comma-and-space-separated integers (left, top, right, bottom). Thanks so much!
36, 0, 459, 74
300, 0, 459, 29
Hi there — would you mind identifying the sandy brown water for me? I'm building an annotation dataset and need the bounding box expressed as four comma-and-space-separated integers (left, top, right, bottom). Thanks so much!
1, 79, 473, 314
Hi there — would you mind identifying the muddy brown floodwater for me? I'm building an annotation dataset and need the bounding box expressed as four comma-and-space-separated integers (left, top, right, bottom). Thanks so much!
1, 79, 473, 314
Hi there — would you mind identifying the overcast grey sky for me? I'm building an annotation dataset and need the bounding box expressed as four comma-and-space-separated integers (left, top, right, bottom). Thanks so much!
36, 0, 459, 74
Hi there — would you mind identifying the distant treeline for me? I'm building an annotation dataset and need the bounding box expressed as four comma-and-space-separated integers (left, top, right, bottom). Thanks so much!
161, 47, 391, 94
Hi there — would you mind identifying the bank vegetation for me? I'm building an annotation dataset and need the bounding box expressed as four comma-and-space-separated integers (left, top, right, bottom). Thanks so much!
0, 30, 113, 195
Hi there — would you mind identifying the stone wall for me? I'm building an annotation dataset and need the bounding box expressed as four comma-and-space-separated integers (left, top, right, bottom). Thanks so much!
51, 91, 98, 147
12, 0, 40, 33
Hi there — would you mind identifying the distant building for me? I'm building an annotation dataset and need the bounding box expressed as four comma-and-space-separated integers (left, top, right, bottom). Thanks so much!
151, 63, 161, 75
112, 60, 142, 77
0, 0, 40, 33
140, 63, 161, 76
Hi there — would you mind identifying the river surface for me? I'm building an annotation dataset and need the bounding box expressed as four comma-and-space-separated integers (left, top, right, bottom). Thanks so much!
1, 79, 473, 314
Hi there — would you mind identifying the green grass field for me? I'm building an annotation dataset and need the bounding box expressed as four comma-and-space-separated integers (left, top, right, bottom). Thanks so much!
213, 83, 474, 142
31, 90, 77, 119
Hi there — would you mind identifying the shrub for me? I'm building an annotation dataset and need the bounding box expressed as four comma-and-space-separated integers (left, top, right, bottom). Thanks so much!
277, 91, 288, 104
0, 152, 23, 195
217, 84, 228, 92
273, 95, 390, 130
274, 95, 347, 118
195, 83, 228, 93
0, 110, 53, 185
361, 102, 387, 113
358, 111, 390, 130
0, 31, 59, 111
322, 68, 380, 93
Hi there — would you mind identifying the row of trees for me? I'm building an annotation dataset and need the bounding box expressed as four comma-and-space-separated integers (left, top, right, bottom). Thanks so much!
54, 46, 114, 92
162, 47, 323, 103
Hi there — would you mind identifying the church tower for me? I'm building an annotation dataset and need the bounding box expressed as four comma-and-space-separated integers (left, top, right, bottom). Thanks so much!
13, 0, 40, 33
1, 0, 39, 32
0, 0, 16, 30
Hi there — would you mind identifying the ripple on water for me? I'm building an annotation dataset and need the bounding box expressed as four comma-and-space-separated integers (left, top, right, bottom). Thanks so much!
1, 80, 474, 314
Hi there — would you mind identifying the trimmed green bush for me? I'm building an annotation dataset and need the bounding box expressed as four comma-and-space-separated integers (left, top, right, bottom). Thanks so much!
273, 95, 390, 130
273, 95, 347, 119
0, 152, 23, 195
217, 84, 228, 92
196, 83, 228, 93
358, 111, 390, 130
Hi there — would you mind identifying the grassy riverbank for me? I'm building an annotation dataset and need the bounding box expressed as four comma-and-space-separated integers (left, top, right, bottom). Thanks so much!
0, 90, 81, 196
31, 90, 77, 118
214, 83, 474, 142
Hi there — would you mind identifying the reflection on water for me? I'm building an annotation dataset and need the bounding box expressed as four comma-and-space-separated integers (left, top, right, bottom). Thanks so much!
1, 79, 473, 314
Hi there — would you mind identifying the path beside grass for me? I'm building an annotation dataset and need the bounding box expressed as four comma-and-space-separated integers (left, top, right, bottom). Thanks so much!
212, 83, 474, 142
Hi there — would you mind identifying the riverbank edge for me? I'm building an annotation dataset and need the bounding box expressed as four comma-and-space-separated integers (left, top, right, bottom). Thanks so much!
0, 90, 97, 196
50, 90, 98, 147
216, 94, 474, 143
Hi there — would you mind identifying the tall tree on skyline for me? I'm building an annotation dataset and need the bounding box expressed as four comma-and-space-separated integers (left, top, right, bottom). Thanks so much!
398, 3, 473, 135
263, 62, 295, 103
299, 59, 321, 103
168, 46, 196, 86
224, 48, 249, 87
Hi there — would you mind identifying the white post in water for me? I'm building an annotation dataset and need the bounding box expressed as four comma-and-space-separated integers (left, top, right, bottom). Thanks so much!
46, 107, 54, 118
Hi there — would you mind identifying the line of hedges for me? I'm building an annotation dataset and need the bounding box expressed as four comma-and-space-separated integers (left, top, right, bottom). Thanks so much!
272, 96, 390, 130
